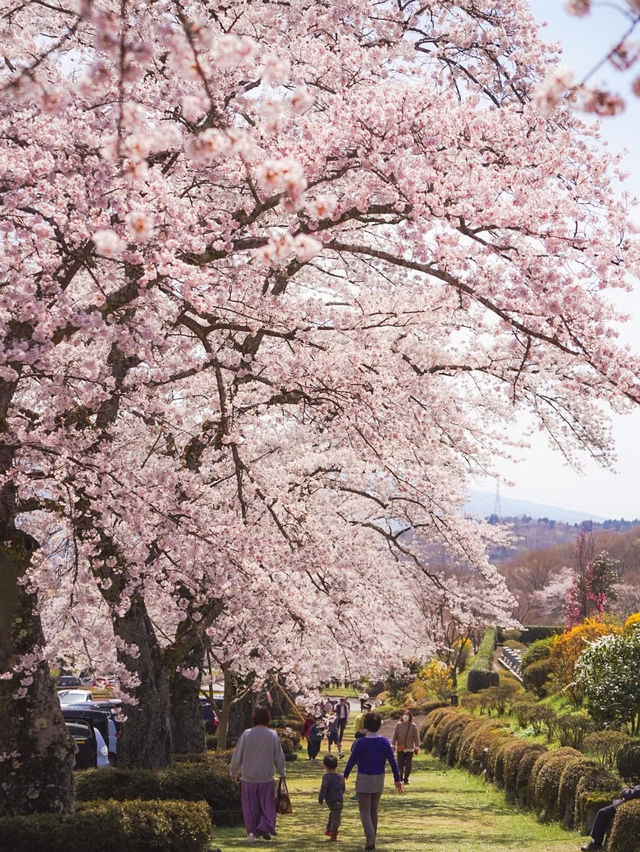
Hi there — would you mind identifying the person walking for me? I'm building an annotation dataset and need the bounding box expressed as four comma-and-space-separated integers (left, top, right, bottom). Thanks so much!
326, 712, 342, 757
343, 711, 403, 851
230, 706, 286, 844
336, 697, 350, 744
308, 716, 325, 761
318, 754, 345, 842
391, 709, 420, 784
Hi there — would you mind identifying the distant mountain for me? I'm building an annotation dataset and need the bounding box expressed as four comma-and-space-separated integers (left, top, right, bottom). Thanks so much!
465, 489, 606, 524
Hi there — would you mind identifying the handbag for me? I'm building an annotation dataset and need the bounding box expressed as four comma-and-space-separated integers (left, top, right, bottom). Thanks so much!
275, 776, 293, 814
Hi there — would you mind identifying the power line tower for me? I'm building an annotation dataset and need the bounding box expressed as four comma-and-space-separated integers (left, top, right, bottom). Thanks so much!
493, 479, 502, 521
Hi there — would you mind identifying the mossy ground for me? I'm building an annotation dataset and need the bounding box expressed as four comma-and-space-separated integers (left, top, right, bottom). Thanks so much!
212, 749, 586, 851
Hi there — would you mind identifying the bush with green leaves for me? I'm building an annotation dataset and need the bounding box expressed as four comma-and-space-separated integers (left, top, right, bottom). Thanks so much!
555, 711, 594, 749
617, 740, 640, 783
511, 693, 537, 729
516, 746, 548, 809
75, 761, 242, 826
477, 678, 522, 716
521, 658, 555, 697
557, 757, 599, 829
527, 704, 557, 740
485, 734, 512, 786
0, 800, 212, 852
520, 637, 554, 671
420, 706, 453, 750
608, 799, 640, 852
575, 629, 640, 735
433, 712, 471, 761
503, 741, 543, 803
584, 730, 631, 770
573, 765, 621, 831
532, 747, 583, 822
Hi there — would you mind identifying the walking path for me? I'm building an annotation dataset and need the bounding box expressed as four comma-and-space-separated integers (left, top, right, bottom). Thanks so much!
213, 717, 584, 852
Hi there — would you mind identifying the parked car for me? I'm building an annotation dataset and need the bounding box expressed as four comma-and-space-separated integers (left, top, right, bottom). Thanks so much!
58, 688, 93, 705
62, 704, 118, 764
64, 718, 98, 770
56, 675, 82, 688
199, 696, 219, 733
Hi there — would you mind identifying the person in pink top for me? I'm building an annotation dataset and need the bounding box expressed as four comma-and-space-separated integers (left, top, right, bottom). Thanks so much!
230, 706, 286, 844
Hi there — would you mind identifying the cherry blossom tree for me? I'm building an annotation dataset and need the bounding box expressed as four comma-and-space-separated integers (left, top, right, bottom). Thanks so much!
2, 0, 640, 815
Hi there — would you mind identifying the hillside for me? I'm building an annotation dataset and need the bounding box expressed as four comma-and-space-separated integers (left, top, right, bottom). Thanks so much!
496, 520, 640, 623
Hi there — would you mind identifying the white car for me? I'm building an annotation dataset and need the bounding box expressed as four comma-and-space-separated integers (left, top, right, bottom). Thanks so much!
58, 689, 94, 705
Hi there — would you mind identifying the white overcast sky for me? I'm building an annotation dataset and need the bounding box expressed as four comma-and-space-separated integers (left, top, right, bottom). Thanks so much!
475, 1, 640, 520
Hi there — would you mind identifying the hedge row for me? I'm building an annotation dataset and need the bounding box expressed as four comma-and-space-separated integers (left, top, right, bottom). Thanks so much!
421, 708, 623, 837
0, 799, 213, 852
467, 628, 499, 693
75, 759, 242, 826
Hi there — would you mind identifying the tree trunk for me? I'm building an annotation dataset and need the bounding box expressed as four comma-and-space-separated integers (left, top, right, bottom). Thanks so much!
216, 664, 234, 751
168, 634, 206, 755
112, 595, 172, 769
0, 524, 76, 815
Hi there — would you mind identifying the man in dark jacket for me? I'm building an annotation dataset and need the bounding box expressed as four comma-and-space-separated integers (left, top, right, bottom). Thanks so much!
581, 784, 640, 851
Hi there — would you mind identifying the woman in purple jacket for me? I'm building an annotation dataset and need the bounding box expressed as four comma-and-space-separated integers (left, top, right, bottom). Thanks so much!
343, 712, 403, 851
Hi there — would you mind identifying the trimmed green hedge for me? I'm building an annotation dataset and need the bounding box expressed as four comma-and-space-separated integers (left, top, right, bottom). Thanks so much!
617, 740, 640, 783
503, 741, 544, 804
609, 799, 640, 852
0, 800, 212, 852
530, 748, 581, 823
516, 745, 548, 809
75, 762, 242, 826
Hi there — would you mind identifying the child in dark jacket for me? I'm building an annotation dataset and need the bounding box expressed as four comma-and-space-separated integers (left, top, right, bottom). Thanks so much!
319, 754, 344, 842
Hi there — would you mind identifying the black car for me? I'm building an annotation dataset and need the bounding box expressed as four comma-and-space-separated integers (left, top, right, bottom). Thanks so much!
64, 718, 98, 770
62, 704, 117, 764
199, 697, 219, 734
57, 675, 82, 688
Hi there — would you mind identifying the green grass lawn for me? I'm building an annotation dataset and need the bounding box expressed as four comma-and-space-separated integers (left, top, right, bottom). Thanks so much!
212, 750, 587, 851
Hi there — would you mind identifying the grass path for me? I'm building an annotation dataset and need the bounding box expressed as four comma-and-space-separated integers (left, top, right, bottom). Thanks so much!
212, 748, 587, 852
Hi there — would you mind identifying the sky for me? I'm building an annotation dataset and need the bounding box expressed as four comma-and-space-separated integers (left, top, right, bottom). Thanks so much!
476, 1, 640, 521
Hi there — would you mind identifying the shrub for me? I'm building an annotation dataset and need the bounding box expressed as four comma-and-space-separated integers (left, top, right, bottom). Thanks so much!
420, 706, 453, 750
445, 717, 475, 767
532, 747, 583, 822
433, 711, 469, 760
413, 700, 448, 718
75, 762, 242, 826
573, 765, 621, 831
419, 660, 454, 701
557, 757, 598, 829
617, 740, 640, 783
528, 704, 557, 740
456, 718, 494, 769
516, 746, 547, 809
608, 799, 640, 852
511, 693, 537, 729
555, 711, 594, 749
518, 626, 564, 644
465, 724, 509, 775
460, 693, 482, 714
584, 730, 631, 770
550, 618, 621, 700
576, 630, 640, 735
625, 612, 640, 633
521, 659, 554, 697
467, 670, 499, 693
477, 678, 522, 715
485, 734, 513, 786
520, 637, 554, 672
504, 741, 542, 803
0, 800, 213, 852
